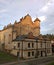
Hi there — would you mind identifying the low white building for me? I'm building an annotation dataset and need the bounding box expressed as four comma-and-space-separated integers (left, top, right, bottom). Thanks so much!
10, 35, 52, 59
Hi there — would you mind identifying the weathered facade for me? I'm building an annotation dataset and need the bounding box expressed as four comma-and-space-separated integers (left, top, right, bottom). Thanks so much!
0, 27, 13, 51
0, 14, 52, 59
13, 14, 40, 37
10, 35, 52, 59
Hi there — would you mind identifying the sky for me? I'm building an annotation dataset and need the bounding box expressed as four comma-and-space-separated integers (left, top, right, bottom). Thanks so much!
0, 0, 54, 34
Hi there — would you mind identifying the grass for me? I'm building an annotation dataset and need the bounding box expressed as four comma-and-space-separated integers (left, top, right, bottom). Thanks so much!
46, 62, 54, 65
0, 51, 18, 64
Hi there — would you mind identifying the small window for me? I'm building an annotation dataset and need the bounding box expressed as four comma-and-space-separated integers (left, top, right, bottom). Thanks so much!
18, 43, 20, 48
40, 43, 42, 48
47, 49, 50, 53
32, 43, 34, 48
28, 52, 30, 57
14, 46, 16, 49
28, 43, 30, 48
32, 51, 34, 56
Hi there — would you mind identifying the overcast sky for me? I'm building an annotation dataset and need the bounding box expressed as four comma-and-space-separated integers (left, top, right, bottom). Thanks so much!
0, 0, 54, 34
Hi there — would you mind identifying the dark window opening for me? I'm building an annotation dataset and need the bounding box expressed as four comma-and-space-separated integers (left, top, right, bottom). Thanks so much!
28, 52, 30, 57
32, 51, 34, 56
14, 46, 16, 49
18, 43, 20, 48
32, 43, 34, 48
28, 43, 30, 48
52, 45, 54, 53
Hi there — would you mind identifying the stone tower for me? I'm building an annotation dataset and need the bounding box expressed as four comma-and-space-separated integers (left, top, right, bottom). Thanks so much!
33, 18, 40, 36
20, 14, 33, 35
13, 14, 40, 37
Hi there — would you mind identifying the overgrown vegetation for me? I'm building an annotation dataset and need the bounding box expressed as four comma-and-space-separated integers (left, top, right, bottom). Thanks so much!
46, 62, 54, 65
0, 51, 17, 64
41, 34, 54, 40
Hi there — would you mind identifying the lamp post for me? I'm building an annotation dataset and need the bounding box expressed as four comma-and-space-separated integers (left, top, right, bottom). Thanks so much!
35, 38, 38, 58
44, 39, 47, 57
40, 39, 42, 57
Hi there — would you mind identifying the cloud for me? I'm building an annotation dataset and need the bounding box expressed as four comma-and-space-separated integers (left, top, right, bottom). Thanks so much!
39, 0, 54, 14
0, 24, 4, 26
0, 9, 7, 13
38, 16, 46, 22
0, 0, 54, 34
0, 0, 5, 3
38, 0, 54, 34
0, 0, 8, 4
0, 0, 13, 4
40, 5, 48, 13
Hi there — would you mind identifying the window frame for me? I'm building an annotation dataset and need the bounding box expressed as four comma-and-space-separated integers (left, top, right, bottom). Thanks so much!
28, 52, 30, 57
28, 43, 30, 48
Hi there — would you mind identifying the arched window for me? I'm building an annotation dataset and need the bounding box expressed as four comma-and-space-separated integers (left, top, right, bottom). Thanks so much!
28, 43, 30, 48
18, 43, 20, 48
32, 43, 34, 48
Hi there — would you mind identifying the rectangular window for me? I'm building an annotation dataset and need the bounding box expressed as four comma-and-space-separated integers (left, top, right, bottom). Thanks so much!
18, 43, 20, 48
14, 46, 16, 49
32, 43, 34, 48
28, 52, 30, 57
40, 43, 42, 48
28, 43, 30, 48
32, 51, 34, 56
47, 49, 50, 53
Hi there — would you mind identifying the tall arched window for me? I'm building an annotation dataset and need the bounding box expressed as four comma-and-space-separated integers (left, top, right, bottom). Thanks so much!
28, 43, 30, 48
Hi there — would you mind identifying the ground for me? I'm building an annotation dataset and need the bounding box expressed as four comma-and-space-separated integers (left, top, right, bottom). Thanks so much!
0, 51, 17, 64
46, 62, 54, 65
0, 51, 54, 65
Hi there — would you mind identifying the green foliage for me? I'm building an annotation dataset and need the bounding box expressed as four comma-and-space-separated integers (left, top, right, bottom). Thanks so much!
0, 51, 17, 64
42, 34, 54, 40
46, 62, 54, 65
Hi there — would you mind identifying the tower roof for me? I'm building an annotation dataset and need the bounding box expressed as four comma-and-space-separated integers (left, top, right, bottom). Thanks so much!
24, 14, 31, 19
34, 18, 40, 22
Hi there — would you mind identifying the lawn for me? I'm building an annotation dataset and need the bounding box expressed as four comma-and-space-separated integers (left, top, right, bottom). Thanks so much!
46, 62, 54, 65
0, 51, 18, 64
